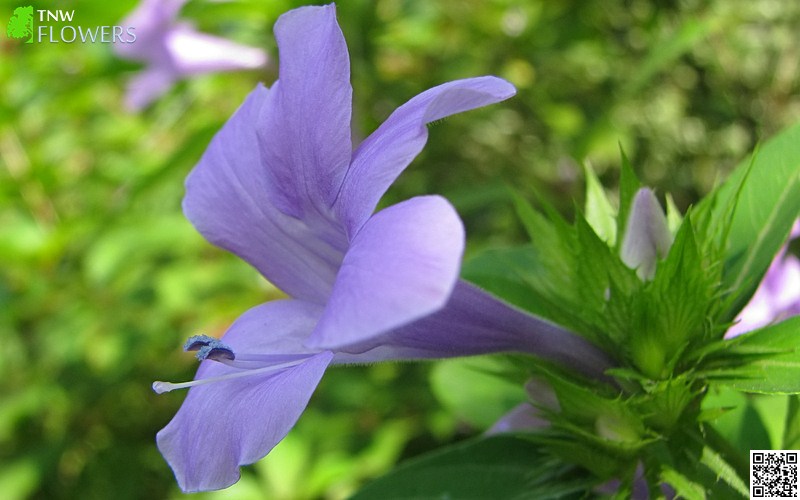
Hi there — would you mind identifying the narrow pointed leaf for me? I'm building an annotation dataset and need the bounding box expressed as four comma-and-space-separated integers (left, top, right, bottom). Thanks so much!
701, 123, 800, 316
615, 146, 642, 253
660, 466, 706, 500
583, 164, 617, 245
719, 316, 800, 393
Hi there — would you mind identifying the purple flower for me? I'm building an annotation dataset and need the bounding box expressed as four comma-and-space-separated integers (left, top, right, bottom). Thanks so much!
115, 0, 267, 110
154, 4, 611, 492
486, 378, 556, 435
726, 220, 800, 337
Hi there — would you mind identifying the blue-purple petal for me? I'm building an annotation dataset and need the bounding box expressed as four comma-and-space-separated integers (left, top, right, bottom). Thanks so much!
123, 67, 176, 110
115, 0, 265, 110
156, 300, 329, 492
257, 4, 353, 219
620, 188, 673, 281
307, 195, 464, 349
338, 281, 613, 380
167, 26, 267, 75
183, 85, 348, 303
334, 76, 516, 236
486, 403, 548, 435
115, 0, 184, 63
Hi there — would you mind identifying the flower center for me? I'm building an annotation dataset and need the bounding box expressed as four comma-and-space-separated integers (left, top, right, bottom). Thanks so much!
152, 335, 312, 394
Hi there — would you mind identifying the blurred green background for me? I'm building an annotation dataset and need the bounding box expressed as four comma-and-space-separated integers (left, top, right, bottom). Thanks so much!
1, 0, 799, 498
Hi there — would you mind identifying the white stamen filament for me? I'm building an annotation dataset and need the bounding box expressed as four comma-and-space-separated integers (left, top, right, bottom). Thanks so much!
152, 357, 309, 394
215, 353, 312, 369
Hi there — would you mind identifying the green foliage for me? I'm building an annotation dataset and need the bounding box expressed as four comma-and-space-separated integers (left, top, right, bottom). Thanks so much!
435, 124, 799, 496
697, 122, 800, 319
583, 163, 617, 246
352, 435, 593, 500
707, 317, 800, 393
430, 356, 528, 429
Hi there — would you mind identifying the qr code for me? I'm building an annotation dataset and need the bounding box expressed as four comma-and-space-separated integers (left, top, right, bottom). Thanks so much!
751, 450, 799, 498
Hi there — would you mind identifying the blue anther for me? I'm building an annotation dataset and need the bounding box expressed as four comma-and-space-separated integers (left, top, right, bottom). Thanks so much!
184, 334, 218, 352
183, 335, 235, 361
196, 343, 235, 361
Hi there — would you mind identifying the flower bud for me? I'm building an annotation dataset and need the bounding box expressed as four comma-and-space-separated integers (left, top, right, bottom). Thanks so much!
620, 188, 673, 280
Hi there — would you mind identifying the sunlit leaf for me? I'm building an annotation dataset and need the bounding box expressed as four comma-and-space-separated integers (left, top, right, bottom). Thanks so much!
583, 164, 617, 246
701, 123, 800, 317
715, 317, 800, 393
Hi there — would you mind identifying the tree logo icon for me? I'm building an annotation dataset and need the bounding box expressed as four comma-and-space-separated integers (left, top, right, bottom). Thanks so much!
7, 5, 34, 44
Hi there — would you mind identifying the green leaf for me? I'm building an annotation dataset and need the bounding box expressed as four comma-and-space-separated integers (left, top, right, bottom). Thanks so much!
783, 396, 800, 449
660, 466, 706, 500
699, 446, 749, 497
573, 214, 639, 342
350, 435, 590, 500
702, 122, 800, 317
615, 146, 642, 254
665, 193, 683, 234
583, 164, 617, 246
621, 216, 715, 377
511, 189, 574, 254
464, 246, 559, 319
573, 215, 620, 325
430, 356, 527, 429
717, 316, 800, 393
542, 369, 648, 451
701, 387, 771, 454
654, 427, 749, 499
649, 216, 715, 349
751, 395, 789, 450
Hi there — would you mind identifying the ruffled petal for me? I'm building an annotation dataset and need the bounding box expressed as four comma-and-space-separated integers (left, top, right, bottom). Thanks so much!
156, 300, 331, 492
307, 195, 464, 349
257, 4, 353, 218
335, 76, 516, 235
183, 85, 347, 303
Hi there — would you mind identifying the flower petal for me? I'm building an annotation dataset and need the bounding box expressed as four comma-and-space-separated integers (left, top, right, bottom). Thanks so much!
124, 67, 176, 110
620, 188, 673, 280
167, 26, 268, 75
773, 255, 800, 311
184, 85, 347, 303
115, 0, 185, 61
334, 76, 516, 235
486, 403, 548, 435
307, 195, 464, 349
337, 281, 612, 381
156, 300, 331, 493
257, 4, 353, 218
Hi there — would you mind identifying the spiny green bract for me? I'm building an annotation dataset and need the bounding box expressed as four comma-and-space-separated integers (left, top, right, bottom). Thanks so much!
485, 123, 800, 496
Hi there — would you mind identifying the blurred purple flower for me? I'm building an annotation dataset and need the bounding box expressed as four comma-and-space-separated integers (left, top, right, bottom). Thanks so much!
153, 4, 611, 492
115, 0, 267, 110
726, 220, 800, 338
486, 378, 556, 435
